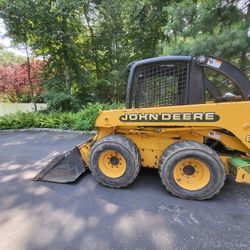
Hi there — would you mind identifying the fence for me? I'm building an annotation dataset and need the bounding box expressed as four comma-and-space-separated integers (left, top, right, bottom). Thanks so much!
0, 103, 47, 116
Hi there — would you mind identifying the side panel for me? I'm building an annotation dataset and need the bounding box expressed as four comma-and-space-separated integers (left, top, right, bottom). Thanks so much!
95, 101, 250, 152
121, 132, 203, 168
92, 126, 247, 169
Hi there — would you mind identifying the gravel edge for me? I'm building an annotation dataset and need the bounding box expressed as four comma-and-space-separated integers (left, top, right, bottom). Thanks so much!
0, 128, 97, 135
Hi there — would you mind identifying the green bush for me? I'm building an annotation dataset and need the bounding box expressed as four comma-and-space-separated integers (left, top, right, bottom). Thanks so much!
44, 92, 80, 112
0, 103, 124, 131
43, 78, 80, 112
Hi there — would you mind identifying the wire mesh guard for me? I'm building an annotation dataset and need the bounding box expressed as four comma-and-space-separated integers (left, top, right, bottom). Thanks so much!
131, 63, 189, 108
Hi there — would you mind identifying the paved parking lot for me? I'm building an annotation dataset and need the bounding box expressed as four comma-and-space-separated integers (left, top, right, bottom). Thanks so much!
0, 131, 250, 250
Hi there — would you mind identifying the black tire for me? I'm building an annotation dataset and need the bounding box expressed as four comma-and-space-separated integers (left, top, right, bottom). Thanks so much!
159, 140, 226, 200
89, 134, 141, 188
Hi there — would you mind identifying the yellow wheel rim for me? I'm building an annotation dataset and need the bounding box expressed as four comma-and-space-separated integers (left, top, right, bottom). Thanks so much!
173, 158, 211, 191
98, 150, 126, 178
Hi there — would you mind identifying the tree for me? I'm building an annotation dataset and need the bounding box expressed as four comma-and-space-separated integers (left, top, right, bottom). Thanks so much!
160, 0, 250, 75
128, 0, 168, 59
0, 60, 44, 102
0, 0, 41, 109
2, 0, 248, 108
0, 0, 170, 105
239, 0, 250, 72
81, 0, 168, 102
32, 0, 89, 93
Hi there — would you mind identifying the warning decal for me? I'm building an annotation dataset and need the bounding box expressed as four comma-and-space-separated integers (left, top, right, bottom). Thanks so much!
207, 58, 222, 68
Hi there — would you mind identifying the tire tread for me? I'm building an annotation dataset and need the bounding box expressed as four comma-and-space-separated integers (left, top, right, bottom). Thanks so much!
159, 141, 226, 200
89, 134, 141, 188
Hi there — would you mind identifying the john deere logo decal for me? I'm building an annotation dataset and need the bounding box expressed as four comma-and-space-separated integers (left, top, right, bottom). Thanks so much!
120, 112, 220, 122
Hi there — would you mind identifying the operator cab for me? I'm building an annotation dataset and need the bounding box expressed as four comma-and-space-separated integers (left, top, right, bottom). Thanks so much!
126, 55, 250, 109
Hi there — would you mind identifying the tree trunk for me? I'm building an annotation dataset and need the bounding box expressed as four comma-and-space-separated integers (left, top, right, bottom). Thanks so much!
25, 43, 37, 111
62, 13, 71, 93
240, 2, 250, 73
64, 61, 71, 92
84, 11, 100, 79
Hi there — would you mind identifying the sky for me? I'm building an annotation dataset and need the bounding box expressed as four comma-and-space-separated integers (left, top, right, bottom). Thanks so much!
0, 18, 26, 56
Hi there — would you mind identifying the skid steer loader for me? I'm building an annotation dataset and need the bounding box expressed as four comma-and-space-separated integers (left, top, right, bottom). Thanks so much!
33, 55, 250, 200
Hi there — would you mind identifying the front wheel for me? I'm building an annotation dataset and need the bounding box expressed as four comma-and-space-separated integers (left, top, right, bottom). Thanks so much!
159, 141, 226, 200
89, 134, 141, 188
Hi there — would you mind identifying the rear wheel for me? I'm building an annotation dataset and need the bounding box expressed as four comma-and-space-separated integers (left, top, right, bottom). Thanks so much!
159, 141, 226, 200
89, 134, 141, 188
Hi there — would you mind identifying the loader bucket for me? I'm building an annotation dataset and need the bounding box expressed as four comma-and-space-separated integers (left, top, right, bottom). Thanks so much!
33, 147, 86, 183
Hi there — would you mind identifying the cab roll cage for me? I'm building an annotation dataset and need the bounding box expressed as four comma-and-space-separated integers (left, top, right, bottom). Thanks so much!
126, 55, 250, 109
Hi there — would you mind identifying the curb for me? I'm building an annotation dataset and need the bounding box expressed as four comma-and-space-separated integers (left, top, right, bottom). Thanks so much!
0, 128, 97, 135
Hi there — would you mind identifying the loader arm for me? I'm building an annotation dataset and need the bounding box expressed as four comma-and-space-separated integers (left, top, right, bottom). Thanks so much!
205, 78, 221, 99
198, 55, 250, 100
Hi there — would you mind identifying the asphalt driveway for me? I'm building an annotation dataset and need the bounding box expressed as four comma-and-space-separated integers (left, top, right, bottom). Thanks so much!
0, 131, 250, 250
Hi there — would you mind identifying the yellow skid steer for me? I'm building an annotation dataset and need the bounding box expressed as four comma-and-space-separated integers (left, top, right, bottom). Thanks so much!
33, 55, 250, 200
